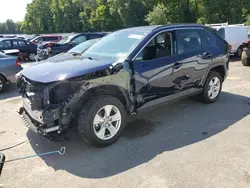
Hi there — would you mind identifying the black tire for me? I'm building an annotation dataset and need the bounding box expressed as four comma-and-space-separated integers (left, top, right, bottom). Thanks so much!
199, 71, 222, 103
241, 51, 250, 66
236, 46, 243, 57
78, 95, 127, 147
0, 75, 6, 93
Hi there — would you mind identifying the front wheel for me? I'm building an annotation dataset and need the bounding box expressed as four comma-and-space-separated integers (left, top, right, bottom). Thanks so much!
199, 71, 222, 103
78, 96, 127, 147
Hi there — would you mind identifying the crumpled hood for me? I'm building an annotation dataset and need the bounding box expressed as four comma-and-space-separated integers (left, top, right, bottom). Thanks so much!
20, 56, 113, 83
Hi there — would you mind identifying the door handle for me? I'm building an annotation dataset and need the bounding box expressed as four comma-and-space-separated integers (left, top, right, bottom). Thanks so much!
200, 52, 212, 59
142, 63, 148, 68
173, 62, 183, 69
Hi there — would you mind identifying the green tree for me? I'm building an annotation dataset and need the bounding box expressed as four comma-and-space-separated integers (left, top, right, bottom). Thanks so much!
245, 15, 250, 26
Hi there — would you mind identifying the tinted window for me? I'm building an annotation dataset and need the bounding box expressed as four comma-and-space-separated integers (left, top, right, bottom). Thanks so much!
199, 30, 214, 48
176, 29, 202, 54
44, 37, 59, 41
18, 40, 26, 47
72, 36, 87, 45
0, 40, 12, 48
13, 40, 18, 48
88, 34, 103, 40
218, 28, 225, 38
136, 32, 174, 61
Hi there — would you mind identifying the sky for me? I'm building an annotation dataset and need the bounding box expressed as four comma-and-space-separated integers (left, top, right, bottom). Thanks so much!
0, 0, 33, 22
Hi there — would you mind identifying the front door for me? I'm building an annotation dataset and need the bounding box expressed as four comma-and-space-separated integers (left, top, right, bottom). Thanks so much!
133, 31, 181, 108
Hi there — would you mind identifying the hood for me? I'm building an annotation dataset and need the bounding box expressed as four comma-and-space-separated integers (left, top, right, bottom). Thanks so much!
20, 55, 113, 83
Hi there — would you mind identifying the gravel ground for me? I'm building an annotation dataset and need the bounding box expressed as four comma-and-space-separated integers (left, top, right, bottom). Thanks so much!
1, 58, 250, 188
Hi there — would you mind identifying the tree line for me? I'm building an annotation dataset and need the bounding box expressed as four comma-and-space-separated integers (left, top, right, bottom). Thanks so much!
1, 0, 250, 34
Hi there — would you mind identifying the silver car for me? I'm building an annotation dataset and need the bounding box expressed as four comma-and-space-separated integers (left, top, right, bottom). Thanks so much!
0, 52, 22, 92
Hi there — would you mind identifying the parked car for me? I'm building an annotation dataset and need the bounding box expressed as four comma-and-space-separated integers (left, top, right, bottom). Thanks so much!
16, 24, 230, 147
241, 39, 250, 66
31, 35, 63, 44
212, 25, 248, 56
0, 38, 37, 61
36, 38, 100, 61
38, 32, 107, 56
0, 49, 20, 56
0, 52, 22, 93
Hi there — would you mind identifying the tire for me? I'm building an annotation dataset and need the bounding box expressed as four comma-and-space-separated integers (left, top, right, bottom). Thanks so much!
78, 95, 127, 147
236, 46, 243, 57
199, 71, 222, 103
28, 53, 36, 61
0, 75, 6, 93
241, 51, 250, 66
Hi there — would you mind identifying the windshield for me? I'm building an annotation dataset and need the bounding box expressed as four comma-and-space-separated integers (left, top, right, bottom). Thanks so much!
68, 39, 99, 53
83, 29, 149, 61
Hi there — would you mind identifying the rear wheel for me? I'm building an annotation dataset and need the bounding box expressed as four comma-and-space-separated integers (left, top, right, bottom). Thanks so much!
28, 53, 36, 61
241, 51, 250, 66
78, 96, 127, 147
0, 75, 6, 93
199, 71, 222, 103
237, 46, 243, 57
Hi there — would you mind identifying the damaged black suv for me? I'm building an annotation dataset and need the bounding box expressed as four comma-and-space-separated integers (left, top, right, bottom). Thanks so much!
16, 24, 230, 147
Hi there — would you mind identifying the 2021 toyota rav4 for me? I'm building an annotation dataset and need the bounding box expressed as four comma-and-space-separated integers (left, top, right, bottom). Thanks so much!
16, 24, 230, 147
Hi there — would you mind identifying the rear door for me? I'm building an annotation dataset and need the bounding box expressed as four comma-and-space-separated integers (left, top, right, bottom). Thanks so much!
173, 28, 213, 90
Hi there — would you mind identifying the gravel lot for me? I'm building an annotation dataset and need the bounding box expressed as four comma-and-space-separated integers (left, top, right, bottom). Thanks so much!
1, 58, 250, 188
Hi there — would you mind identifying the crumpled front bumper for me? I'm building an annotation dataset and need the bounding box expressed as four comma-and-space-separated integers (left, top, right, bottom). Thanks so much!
19, 97, 61, 136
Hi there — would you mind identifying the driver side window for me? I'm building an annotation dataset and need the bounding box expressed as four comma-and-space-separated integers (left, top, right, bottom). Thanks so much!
136, 32, 174, 61
72, 36, 87, 45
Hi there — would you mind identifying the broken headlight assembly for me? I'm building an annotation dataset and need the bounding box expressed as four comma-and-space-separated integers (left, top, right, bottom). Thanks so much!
49, 82, 82, 104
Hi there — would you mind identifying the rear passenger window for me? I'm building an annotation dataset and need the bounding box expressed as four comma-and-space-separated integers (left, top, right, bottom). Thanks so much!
176, 29, 202, 54
18, 41, 26, 47
13, 40, 18, 48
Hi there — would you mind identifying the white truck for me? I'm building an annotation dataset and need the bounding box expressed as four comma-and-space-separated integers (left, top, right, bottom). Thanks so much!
207, 23, 248, 56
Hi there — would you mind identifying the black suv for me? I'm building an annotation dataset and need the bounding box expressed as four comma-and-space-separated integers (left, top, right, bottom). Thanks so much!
16, 24, 230, 147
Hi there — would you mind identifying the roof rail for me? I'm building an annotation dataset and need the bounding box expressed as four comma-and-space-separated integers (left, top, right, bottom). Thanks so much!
206, 22, 245, 27
205, 22, 228, 27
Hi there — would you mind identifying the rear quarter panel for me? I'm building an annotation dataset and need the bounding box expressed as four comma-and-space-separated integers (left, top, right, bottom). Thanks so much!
0, 57, 22, 82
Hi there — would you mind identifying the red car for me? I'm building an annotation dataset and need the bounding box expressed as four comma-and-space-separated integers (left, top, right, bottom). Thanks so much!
30, 35, 62, 44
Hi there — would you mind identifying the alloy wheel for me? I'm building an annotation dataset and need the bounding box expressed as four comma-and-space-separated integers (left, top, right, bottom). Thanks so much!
29, 53, 36, 61
93, 105, 122, 140
207, 77, 221, 100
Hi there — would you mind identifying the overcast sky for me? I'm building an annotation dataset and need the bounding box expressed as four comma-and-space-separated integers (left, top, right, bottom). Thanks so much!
0, 0, 33, 22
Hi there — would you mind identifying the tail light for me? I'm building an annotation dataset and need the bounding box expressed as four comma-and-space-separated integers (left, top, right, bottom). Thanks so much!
15, 58, 20, 66
47, 43, 52, 47
19, 52, 23, 60
228, 44, 232, 52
